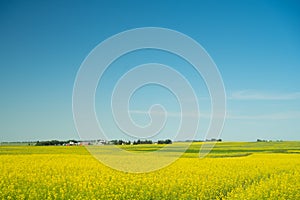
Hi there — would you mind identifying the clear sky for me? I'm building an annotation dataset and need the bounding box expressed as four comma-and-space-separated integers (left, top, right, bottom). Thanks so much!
0, 0, 299, 142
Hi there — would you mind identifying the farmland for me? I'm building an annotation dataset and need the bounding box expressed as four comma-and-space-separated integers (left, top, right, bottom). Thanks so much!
0, 141, 300, 199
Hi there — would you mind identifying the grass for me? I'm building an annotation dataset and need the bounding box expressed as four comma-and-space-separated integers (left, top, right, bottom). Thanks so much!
2, 141, 299, 158
118, 141, 300, 158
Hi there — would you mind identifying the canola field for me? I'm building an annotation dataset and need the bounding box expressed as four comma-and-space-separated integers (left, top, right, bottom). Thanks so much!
0, 142, 300, 199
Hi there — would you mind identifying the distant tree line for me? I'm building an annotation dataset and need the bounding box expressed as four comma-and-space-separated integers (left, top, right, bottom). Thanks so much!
110, 140, 132, 145
110, 139, 172, 145
133, 139, 153, 145
182, 139, 222, 142
157, 139, 172, 144
34, 139, 174, 146
35, 140, 78, 146
257, 139, 283, 142
205, 138, 222, 142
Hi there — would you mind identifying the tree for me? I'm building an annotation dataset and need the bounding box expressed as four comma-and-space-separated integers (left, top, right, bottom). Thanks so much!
158, 139, 172, 144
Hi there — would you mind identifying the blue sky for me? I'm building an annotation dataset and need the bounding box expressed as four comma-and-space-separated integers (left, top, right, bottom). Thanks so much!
0, 0, 299, 142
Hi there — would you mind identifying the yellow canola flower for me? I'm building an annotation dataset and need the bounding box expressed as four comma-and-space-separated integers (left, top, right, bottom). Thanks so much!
0, 145, 299, 199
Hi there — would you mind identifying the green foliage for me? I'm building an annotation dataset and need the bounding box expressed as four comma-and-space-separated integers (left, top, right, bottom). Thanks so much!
157, 139, 172, 144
